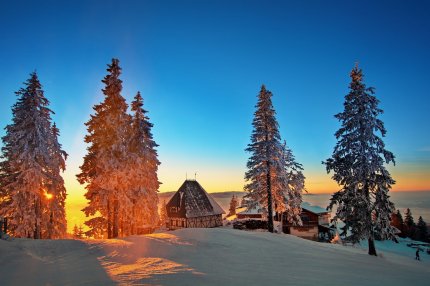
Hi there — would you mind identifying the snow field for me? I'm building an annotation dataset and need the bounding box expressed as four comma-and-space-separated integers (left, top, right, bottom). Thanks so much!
1, 228, 429, 285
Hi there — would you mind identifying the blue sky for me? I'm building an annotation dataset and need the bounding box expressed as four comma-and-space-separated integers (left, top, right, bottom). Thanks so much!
0, 0, 429, 202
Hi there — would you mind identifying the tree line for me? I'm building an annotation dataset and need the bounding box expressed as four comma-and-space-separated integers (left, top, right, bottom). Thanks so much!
0, 60, 425, 251
244, 64, 398, 256
391, 208, 429, 242
0, 59, 160, 239
77, 59, 160, 238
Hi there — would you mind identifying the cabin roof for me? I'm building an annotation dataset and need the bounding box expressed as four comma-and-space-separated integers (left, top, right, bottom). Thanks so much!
237, 205, 264, 215
237, 202, 328, 216
166, 180, 225, 218
301, 202, 329, 215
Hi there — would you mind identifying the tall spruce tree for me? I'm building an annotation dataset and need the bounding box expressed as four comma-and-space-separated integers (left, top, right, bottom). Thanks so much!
325, 65, 396, 256
78, 59, 132, 239
245, 85, 304, 232
159, 199, 168, 227
228, 195, 238, 217
274, 141, 305, 225
129, 91, 160, 232
391, 210, 405, 237
416, 216, 428, 242
44, 123, 68, 239
0, 72, 67, 238
245, 85, 281, 232
404, 208, 415, 238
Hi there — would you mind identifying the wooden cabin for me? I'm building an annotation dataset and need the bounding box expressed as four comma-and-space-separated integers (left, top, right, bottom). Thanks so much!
283, 202, 333, 241
166, 180, 225, 230
237, 202, 334, 241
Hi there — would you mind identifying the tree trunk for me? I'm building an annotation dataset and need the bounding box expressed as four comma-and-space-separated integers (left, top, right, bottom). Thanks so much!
107, 200, 112, 239
34, 197, 41, 239
48, 210, 53, 239
3, 218, 7, 234
280, 212, 284, 234
113, 199, 119, 238
368, 237, 377, 256
266, 160, 274, 233
131, 205, 135, 235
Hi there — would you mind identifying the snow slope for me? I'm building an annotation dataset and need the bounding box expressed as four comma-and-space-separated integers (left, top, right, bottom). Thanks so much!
1, 228, 429, 285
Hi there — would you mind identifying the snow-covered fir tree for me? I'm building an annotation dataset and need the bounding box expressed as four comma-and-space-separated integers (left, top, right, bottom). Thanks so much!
404, 208, 415, 238
78, 59, 133, 239
416, 216, 428, 242
73, 224, 79, 238
324, 65, 396, 256
159, 199, 168, 227
245, 85, 304, 232
391, 210, 405, 237
0, 72, 67, 239
43, 123, 68, 239
273, 141, 305, 225
129, 91, 160, 232
228, 195, 238, 217
78, 60, 160, 238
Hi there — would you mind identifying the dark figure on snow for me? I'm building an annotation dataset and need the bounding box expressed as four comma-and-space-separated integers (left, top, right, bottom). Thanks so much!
416, 248, 420, 261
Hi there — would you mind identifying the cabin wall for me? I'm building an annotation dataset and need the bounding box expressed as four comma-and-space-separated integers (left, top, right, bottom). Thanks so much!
300, 210, 319, 225
318, 213, 330, 225
167, 215, 222, 230
282, 209, 328, 241
289, 226, 319, 241
168, 218, 187, 230
237, 214, 264, 220
187, 215, 223, 228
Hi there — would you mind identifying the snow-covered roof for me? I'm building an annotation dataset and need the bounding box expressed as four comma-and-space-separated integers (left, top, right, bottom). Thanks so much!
237, 205, 264, 215
301, 202, 328, 215
167, 180, 225, 218
237, 202, 328, 217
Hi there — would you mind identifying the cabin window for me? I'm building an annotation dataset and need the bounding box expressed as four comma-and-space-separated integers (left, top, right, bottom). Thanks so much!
301, 214, 310, 224
170, 207, 177, 213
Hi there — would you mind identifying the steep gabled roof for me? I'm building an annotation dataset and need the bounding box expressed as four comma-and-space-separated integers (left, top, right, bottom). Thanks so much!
166, 180, 225, 218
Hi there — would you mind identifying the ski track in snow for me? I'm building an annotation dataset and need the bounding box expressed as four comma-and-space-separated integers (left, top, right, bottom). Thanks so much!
1, 228, 429, 286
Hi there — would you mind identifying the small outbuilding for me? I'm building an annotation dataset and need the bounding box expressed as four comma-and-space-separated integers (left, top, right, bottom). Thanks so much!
166, 180, 225, 230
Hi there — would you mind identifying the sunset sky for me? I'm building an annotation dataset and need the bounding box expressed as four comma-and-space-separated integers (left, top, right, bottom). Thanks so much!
1, 0, 429, 230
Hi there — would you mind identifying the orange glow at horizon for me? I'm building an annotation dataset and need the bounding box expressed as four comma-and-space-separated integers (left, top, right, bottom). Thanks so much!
65, 163, 430, 233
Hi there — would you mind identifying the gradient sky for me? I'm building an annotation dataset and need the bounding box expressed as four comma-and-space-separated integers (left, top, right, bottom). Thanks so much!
1, 0, 429, 229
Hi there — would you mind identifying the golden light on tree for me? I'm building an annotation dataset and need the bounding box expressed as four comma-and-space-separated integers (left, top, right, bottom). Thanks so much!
44, 190, 53, 200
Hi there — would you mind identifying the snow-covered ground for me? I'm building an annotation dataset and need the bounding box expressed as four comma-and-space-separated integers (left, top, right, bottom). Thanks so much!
1, 228, 429, 285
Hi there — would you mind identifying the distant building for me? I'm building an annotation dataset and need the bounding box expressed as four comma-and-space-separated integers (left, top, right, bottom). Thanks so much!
236, 205, 269, 220
166, 180, 225, 230
236, 202, 334, 241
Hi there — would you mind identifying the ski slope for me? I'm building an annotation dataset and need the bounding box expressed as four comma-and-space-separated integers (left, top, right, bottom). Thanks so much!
1, 228, 429, 285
